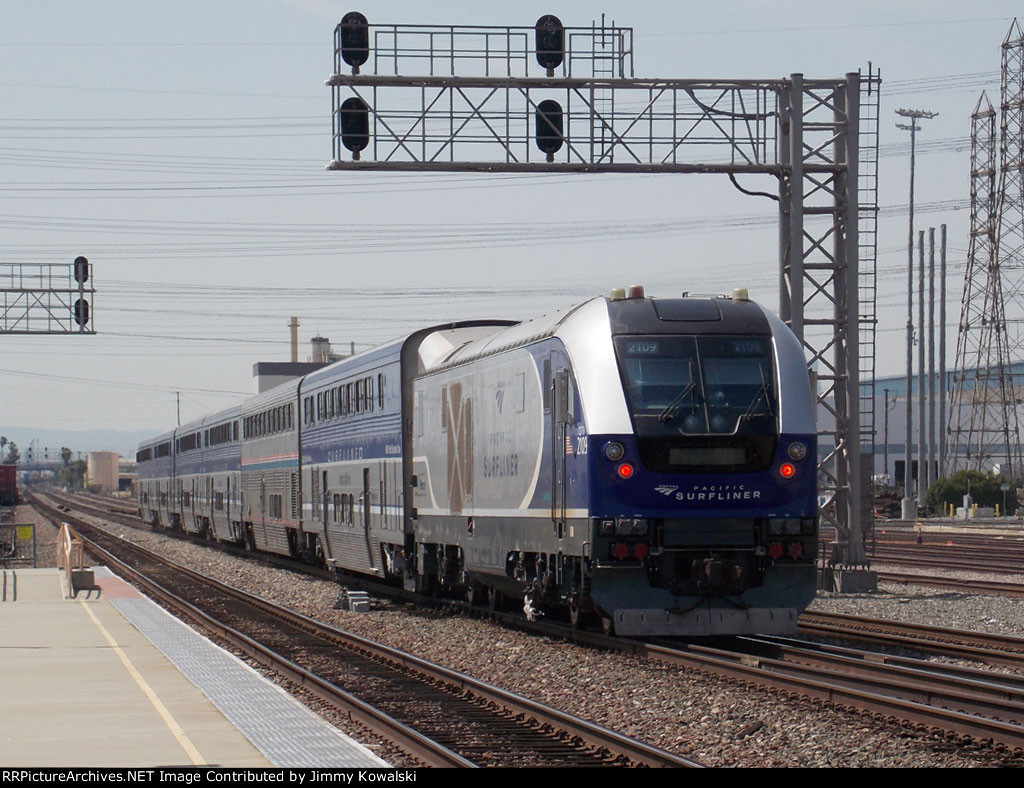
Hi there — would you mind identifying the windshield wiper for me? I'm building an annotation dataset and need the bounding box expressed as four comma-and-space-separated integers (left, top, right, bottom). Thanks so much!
741, 366, 774, 422
658, 382, 697, 424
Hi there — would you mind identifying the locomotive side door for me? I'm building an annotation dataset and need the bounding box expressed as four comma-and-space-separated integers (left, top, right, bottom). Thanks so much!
551, 367, 570, 539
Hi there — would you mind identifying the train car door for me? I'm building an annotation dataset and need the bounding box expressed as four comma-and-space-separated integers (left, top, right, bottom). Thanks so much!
258, 477, 267, 547
362, 467, 375, 568
318, 468, 335, 563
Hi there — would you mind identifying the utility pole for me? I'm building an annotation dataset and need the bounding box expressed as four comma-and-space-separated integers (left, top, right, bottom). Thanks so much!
918, 229, 926, 502
176, 392, 181, 427
928, 227, 937, 491
883, 387, 897, 481
939, 224, 947, 474
896, 107, 937, 518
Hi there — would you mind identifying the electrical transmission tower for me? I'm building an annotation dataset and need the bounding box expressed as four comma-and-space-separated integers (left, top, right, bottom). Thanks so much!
949, 94, 1016, 473
949, 21, 1024, 477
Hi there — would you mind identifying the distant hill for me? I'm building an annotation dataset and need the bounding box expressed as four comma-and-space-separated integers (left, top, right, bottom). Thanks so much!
0, 427, 157, 460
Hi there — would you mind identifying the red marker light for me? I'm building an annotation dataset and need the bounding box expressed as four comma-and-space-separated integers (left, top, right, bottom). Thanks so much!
611, 543, 630, 560
617, 463, 634, 479
633, 543, 649, 560
779, 462, 796, 479
768, 543, 784, 559
787, 542, 803, 559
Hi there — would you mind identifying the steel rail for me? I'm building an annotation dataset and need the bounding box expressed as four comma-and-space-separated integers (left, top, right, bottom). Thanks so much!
753, 634, 1024, 694
32, 492, 701, 769
30, 495, 472, 768
607, 636, 1024, 752
868, 551, 1024, 574
875, 571, 1024, 598
498, 616, 1024, 753
726, 636, 1024, 721
798, 610, 1024, 668
47, 491, 1024, 755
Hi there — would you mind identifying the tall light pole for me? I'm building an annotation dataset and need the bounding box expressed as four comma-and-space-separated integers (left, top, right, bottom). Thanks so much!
883, 387, 898, 481
896, 107, 937, 519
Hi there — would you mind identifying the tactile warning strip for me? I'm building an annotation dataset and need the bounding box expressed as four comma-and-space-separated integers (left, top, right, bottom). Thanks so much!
98, 568, 389, 767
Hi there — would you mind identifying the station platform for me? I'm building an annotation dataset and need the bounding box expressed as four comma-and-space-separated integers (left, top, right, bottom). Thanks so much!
0, 567, 390, 768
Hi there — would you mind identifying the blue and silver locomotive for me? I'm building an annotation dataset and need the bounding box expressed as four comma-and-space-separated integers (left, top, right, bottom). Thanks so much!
138, 287, 818, 636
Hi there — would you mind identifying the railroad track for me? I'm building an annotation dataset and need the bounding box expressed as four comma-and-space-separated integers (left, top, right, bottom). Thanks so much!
30, 491, 701, 768
869, 547, 1024, 572
581, 632, 1024, 755
42, 490, 1024, 757
873, 571, 1024, 598
797, 609, 1024, 668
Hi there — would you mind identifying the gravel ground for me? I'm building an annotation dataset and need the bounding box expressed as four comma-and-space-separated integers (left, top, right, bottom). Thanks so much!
810, 568, 1024, 639
25, 497, 1024, 768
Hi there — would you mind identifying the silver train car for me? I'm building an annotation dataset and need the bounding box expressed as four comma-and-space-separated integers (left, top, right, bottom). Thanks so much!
137, 288, 818, 636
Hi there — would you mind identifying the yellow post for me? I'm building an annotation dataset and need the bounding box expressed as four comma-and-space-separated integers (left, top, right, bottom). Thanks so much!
996, 504, 1001, 517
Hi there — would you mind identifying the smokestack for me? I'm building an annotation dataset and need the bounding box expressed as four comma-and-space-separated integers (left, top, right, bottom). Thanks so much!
289, 317, 299, 363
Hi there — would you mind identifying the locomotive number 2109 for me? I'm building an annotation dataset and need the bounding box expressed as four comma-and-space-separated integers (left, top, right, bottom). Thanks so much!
626, 341, 659, 354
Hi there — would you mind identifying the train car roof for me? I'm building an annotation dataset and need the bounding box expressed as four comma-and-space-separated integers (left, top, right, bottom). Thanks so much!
301, 335, 407, 389
200, 405, 240, 428
607, 294, 771, 335
422, 299, 593, 373
175, 417, 205, 436
240, 375, 300, 413
302, 321, 517, 387
138, 428, 175, 449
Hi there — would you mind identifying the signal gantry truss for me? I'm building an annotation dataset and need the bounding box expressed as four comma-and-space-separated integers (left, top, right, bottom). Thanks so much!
0, 258, 95, 335
325, 15, 880, 563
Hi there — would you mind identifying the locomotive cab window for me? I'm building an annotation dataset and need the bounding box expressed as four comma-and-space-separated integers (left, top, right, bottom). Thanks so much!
614, 335, 778, 472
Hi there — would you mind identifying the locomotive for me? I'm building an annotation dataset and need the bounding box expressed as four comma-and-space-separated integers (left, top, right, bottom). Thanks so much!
137, 287, 818, 636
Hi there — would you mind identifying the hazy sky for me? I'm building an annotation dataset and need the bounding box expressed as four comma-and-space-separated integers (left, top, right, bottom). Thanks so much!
0, 1, 1016, 444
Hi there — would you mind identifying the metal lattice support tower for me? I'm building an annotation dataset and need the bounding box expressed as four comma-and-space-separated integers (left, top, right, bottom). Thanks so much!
327, 18, 871, 563
948, 94, 1017, 473
777, 74, 865, 562
857, 66, 881, 532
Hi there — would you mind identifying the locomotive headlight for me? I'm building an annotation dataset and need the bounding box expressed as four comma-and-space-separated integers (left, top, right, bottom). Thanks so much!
787, 441, 808, 461
768, 518, 800, 535
604, 441, 625, 461
614, 517, 648, 536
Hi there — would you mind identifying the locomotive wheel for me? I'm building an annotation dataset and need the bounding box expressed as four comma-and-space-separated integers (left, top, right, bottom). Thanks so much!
487, 587, 501, 611
600, 614, 615, 636
569, 602, 583, 629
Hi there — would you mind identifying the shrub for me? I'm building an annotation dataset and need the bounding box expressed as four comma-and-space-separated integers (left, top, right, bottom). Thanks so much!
927, 469, 1019, 513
